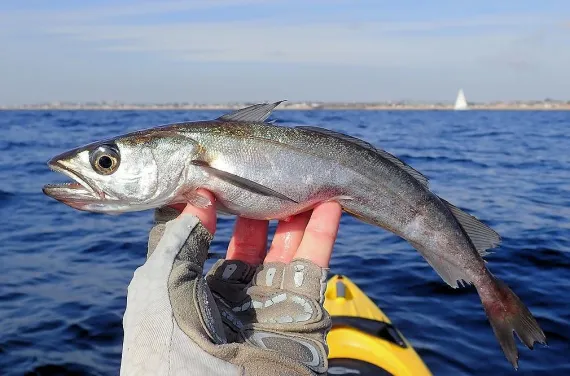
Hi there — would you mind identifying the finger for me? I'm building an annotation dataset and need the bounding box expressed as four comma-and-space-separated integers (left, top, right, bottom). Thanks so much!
294, 201, 342, 268
264, 211, 312, 264
226, 218, 269, 265
180, 189, 217, 235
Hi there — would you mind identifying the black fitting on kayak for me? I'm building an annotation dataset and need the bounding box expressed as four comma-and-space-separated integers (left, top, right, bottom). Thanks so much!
331, 316, 408, 348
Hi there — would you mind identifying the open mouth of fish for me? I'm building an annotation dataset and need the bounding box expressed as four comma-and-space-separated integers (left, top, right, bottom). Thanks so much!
43, 161, 107, 202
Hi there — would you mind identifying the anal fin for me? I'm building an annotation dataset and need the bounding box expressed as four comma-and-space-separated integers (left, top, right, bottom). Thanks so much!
410, 240, 472, 288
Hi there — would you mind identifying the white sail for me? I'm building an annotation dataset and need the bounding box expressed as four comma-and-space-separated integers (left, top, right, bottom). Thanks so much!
454, 89, 469, 110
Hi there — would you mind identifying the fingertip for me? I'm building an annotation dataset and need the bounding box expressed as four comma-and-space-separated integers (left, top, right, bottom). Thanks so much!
226, 218, 269, 265
307, 201, 342, 236
265, 211, 311, 264
294, 201, 342, 268
319, 200, 343, 217
181, 189, 217, 235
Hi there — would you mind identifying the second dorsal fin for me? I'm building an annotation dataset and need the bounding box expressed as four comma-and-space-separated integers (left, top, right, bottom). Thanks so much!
297, 126, 429, 188
441, 198, 501, 257
217, 101, 285, 123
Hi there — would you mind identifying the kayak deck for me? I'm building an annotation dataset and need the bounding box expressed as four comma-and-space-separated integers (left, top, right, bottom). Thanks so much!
324, 274, 432, 376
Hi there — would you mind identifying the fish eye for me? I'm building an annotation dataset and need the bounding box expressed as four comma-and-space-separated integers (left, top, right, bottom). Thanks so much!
90, 144, 120, 175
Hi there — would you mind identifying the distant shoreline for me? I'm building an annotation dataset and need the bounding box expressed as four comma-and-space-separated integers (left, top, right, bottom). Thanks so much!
1, 102, 569, 111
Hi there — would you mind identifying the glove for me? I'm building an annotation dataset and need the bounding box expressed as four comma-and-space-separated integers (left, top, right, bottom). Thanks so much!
120, 191, 342, 376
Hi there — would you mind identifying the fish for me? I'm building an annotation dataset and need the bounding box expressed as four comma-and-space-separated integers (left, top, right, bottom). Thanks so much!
43, 101, 546, 368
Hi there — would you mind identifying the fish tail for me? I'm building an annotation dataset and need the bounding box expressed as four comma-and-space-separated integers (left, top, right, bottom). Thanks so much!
476, 274, 546, 369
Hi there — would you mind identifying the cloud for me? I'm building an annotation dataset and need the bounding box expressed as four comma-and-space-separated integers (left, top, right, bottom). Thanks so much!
0, 0, 270, 21
42, 13, 568, 71
1, 1, 562, 67
0, 1, 568, 103
43, 21, 500, 65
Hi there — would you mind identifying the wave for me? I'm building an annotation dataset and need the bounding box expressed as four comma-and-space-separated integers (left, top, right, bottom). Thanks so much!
0, 189, 14, 198
0, 141, 32, 151
22, 363, 98, 376
522, 248, 570, 269
0, 190, 15, 207
2, 109, 568, 375
399, 154, 490, 169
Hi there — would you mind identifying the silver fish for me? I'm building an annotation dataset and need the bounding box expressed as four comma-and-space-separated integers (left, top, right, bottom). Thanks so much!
43, 102, 545, 368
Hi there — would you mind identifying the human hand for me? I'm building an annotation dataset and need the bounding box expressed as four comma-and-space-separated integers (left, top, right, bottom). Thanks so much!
121, 190, 342, 376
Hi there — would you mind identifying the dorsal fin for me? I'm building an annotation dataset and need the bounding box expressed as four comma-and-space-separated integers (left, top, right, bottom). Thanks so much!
217, 101, 285, 123
441, 198, 501, 257
296, 126, 429, 188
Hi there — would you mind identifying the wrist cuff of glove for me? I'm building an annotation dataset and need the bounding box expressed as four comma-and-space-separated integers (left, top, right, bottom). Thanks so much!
148, 213, 213, 266
172, 214, 213, 268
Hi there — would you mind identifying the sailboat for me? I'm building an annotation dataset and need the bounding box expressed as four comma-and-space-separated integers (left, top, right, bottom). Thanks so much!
454, 89, 469, 110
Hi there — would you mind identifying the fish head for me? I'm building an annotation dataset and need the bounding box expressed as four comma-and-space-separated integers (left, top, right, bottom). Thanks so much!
43, 130, 199, 213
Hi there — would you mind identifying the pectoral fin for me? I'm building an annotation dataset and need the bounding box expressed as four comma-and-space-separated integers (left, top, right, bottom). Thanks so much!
191, 160, 298, 203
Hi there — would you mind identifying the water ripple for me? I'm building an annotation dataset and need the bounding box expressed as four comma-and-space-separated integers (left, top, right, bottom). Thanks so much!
0, 110, 568, 375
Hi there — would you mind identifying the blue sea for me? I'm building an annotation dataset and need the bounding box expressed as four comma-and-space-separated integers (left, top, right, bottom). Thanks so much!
0, 110, 568, 375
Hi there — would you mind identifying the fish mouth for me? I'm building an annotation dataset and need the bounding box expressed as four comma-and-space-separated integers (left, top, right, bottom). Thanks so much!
43, 161, 107, 202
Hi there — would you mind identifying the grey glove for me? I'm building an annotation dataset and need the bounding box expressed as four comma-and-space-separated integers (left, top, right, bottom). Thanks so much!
120, 207, 331, 376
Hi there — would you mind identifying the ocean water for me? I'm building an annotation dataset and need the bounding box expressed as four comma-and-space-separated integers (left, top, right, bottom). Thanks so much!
0, 109, 568, 376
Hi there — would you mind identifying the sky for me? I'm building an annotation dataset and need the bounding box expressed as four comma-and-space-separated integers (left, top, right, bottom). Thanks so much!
1, 0, 569, 104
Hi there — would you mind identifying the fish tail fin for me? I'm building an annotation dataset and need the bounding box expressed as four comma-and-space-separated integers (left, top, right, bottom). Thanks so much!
476, 275, 546, 369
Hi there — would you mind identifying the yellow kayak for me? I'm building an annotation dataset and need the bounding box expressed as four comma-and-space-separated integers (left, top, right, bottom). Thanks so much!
324, 275, 432, 376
